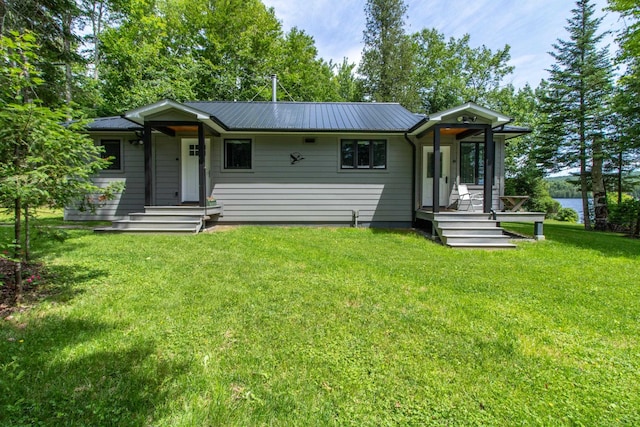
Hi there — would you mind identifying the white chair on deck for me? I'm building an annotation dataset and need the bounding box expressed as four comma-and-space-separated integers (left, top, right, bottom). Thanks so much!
456, 183, 484, 211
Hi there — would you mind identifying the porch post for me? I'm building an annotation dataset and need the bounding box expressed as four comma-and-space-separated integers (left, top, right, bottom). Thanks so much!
433, 126, 441, 213
483, 125, 494, 213
144, 122, 152, 206
197, 122, 207, 207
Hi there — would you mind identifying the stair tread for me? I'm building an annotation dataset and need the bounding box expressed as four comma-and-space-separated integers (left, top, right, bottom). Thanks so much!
444, 234, 510, 240
95, 227, 198, 233
115, 219, 202, 224
447, 242, 516, 248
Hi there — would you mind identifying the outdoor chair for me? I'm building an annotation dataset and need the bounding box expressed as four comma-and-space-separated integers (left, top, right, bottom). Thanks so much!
456, 183, 484, 211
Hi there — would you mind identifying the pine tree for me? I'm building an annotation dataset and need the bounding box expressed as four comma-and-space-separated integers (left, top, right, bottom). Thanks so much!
358, 0, 417, 109
539, 0, 614, 230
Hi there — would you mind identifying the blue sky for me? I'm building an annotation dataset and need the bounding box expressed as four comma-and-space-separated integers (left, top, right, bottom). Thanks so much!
262, 0, 621, 89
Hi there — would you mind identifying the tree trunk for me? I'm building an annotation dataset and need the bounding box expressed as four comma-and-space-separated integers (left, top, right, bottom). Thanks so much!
617, 151, 623, 205
24, 206, 30, 262
580, 137, 591, 230
91, 0, 106, 81
635, 205, 640, 238
592, 137, 608, 231
0, 0, 6, 35
63, 12, 73, 108
14, 198, 23, 302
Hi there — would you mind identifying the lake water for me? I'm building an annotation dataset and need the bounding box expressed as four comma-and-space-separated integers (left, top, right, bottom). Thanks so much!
555, 198, 585, 223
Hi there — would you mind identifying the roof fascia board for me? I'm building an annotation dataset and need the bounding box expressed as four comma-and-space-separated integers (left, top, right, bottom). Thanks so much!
125, 100, 226, 135
410, 102, 512, 138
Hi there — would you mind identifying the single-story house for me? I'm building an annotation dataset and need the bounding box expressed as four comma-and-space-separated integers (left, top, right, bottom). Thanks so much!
66, 99, 543, 247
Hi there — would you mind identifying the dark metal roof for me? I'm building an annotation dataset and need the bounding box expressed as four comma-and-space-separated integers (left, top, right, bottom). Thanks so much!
86, 116, 142, 131
183, 101, 423, 132
85, 102, 531, 137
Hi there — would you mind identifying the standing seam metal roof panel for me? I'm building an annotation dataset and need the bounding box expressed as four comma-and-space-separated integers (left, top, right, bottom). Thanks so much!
183, 101, 424, 132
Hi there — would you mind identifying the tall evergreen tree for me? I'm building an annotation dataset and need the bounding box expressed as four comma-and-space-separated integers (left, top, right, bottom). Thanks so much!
358, 0, 417, 109
608, 0, 640, 235
539, 0, 614, 230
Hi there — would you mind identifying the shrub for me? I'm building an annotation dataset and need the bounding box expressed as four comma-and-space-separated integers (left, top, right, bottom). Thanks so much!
555, 207, 579, 223
529, 196, 561, 218
607, 195, 640, 232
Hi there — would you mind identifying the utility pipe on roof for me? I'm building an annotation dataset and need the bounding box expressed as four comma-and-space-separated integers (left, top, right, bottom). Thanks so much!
271, 74, 277, 102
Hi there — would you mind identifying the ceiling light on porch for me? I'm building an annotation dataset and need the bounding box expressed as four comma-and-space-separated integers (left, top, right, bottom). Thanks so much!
457, 115, 477, 124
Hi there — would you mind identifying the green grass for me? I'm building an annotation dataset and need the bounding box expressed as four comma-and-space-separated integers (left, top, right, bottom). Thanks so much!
1, 221, 639, 425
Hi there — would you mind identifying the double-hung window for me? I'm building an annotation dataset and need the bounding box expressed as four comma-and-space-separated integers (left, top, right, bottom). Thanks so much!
224, 139, 252, 170
460, 142, 484, 184
341, 139, 386, 169
99, 139, 122, 171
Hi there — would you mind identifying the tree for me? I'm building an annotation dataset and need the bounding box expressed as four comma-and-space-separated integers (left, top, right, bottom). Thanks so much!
333, 58, 363, 102
358, 0, 418, 109
538, 0, 614, 230
273, 28, 340, 102
608, 0, 640, 236
1, 0, 86, 109
412, 29, 513, 113
0, 32, 120, 298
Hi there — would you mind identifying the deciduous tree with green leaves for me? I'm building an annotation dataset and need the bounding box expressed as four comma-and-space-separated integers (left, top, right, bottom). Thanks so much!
411, 29, 513, 114
0, 31, 120, 298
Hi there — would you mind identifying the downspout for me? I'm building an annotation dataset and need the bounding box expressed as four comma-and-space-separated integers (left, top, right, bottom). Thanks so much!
404, 133, 417, 226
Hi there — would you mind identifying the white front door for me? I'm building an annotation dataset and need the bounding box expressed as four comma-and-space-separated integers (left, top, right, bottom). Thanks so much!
181, 138, 210, 203
422, 146, 451, 207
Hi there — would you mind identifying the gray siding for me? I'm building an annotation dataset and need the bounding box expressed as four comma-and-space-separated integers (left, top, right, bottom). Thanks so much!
211, 135, 413, 225
64, 132, 145, 221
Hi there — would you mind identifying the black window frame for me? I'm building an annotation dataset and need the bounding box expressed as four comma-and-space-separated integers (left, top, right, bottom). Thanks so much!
224, 139, 252, 170
340, 139, 387, 170
99, 139, 123, 171
460, 141, 485, 185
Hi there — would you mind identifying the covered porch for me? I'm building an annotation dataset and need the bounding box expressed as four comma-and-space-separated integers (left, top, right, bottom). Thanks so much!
407, 102, 543, 247
125, 100, 225, 208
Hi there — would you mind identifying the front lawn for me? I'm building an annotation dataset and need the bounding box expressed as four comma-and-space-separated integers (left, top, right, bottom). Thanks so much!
1, 221, 638, 425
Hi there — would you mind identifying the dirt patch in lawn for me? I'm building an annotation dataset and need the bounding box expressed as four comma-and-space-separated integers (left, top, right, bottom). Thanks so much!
1, 257, 46, 318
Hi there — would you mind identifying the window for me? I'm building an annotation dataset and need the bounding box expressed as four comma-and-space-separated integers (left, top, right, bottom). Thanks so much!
460, 142, 484, 184
426, 152, 443, 178
224, 139, 252, 169
341, 139, 386, 169
99, 139, 122, 171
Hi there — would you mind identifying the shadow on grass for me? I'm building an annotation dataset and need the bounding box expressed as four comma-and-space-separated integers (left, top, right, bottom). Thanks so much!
506, 221, 640, 259
0, 315, 188, 426
39, 263, 110, 304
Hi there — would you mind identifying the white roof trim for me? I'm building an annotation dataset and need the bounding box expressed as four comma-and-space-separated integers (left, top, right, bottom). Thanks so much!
124, 99, 225, 134
410, 101, 512, 136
